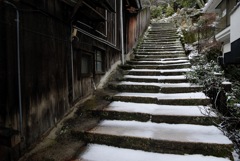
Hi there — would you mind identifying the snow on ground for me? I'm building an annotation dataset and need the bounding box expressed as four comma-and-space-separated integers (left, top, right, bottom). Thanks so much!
79, 144, 231, 161
90, 120, 232, 144
107, 101, 215, 116
115, 92, 208, 99
117, 81, 200, 88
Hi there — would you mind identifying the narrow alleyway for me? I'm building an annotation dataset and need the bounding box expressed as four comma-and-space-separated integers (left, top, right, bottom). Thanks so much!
77, 23, 233, 160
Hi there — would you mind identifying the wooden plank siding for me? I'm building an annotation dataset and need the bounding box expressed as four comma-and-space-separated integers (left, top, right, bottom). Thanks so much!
126, 7, 150, 54
0, 0, 150, 158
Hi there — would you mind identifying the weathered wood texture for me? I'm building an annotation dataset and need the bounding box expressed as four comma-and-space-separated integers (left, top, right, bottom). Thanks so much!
126, 8, 150, 53
0, 0, 150, 158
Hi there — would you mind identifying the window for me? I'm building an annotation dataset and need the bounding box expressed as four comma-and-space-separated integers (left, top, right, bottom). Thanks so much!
95, 50, 104, 73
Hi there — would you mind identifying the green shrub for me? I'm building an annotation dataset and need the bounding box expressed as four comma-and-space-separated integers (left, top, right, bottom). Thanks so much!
165, 5, 174, 17
186, 57, 224, 94
182, 30, 197, 43
151, 6, 163, 19
203, 43, 221, 62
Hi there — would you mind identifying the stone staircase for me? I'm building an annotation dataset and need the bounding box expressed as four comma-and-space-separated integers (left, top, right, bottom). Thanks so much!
77, 23, 234, 161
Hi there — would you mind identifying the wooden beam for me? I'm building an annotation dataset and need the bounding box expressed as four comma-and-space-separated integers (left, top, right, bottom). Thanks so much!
81, 1, 106, 20
71, 0, 83, 18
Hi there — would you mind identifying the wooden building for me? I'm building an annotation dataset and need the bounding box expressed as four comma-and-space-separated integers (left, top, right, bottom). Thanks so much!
0, 0, 150, 159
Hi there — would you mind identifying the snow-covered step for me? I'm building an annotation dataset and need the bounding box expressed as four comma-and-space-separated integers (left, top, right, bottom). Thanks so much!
127, 68, 191, 76
138, 45, 183, 49
121, 63, 191, 70
146, 36, 179, 39
134, 56, 187, 60
123, 75, 188, 83
112, 92, 210, 105
133, 55, 189, 61
78, 144, 232, 161
144, 36, 179, 39
137, 49, 184, 52
135, 51, 185, 55
81, 120, 233, 158
143, 38, 180, 43
141, 43, 182, 46
126, 62, 190, 68
92, 101, 218, 125
143, 39, 180, 43
108, 82, 203, 93
138, 44, 182, 47
141, 41, 181, 44
129, 59, 189, 64
149, 28, 177, 31
135, 53, 186, 58
148, 29, 176, 32
137, 47, 183, 51
148, 31, 177, 34
139, 45, 183, 48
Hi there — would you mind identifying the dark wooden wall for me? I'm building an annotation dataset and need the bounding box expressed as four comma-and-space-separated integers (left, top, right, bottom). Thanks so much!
0, 0, 72, 149
0, 0, 150, 157
126, 7, 151, 53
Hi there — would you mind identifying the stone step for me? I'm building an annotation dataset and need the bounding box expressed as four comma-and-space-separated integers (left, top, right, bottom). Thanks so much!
149, 28, 176, 31
135, 51, 185, 55
123, 75, 188, 83
141, 43, 182, 46
127, 59, 190, 65
139, 45, 182, 48
133, 56, 188, 61
143, 38, 180, 41
135, 54, 186, 58
141, 41, 181, 44
132, 55, 189, 61
137, 48, 184, 52
121, 63, 191, 70
139, 44, 182, 48
91, 101, 218, 125
80, 120, 233, 159
148, 28, 176, 30
146, 35, 179, 38
108, 82, 203, 93
134, 54, 188, 59
127, 68, 190, 76
112, 92, 210, 106
138, 45, 182, 48
148, 31, 176, 34
143, 38, 180, 42
147, 34, 177, 37
78, 144, 231, 161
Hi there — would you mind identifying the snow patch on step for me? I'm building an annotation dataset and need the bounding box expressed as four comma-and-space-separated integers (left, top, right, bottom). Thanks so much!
79, 144, 231, 161
117, 81, 201, 88
90, 120, 232, 144
107, 101, 215, 116
133, 60, 190, 64
129, 68, 191, 72
124, 75, 187, 80
133, 62, 191, 66
115, 92, 208, 100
